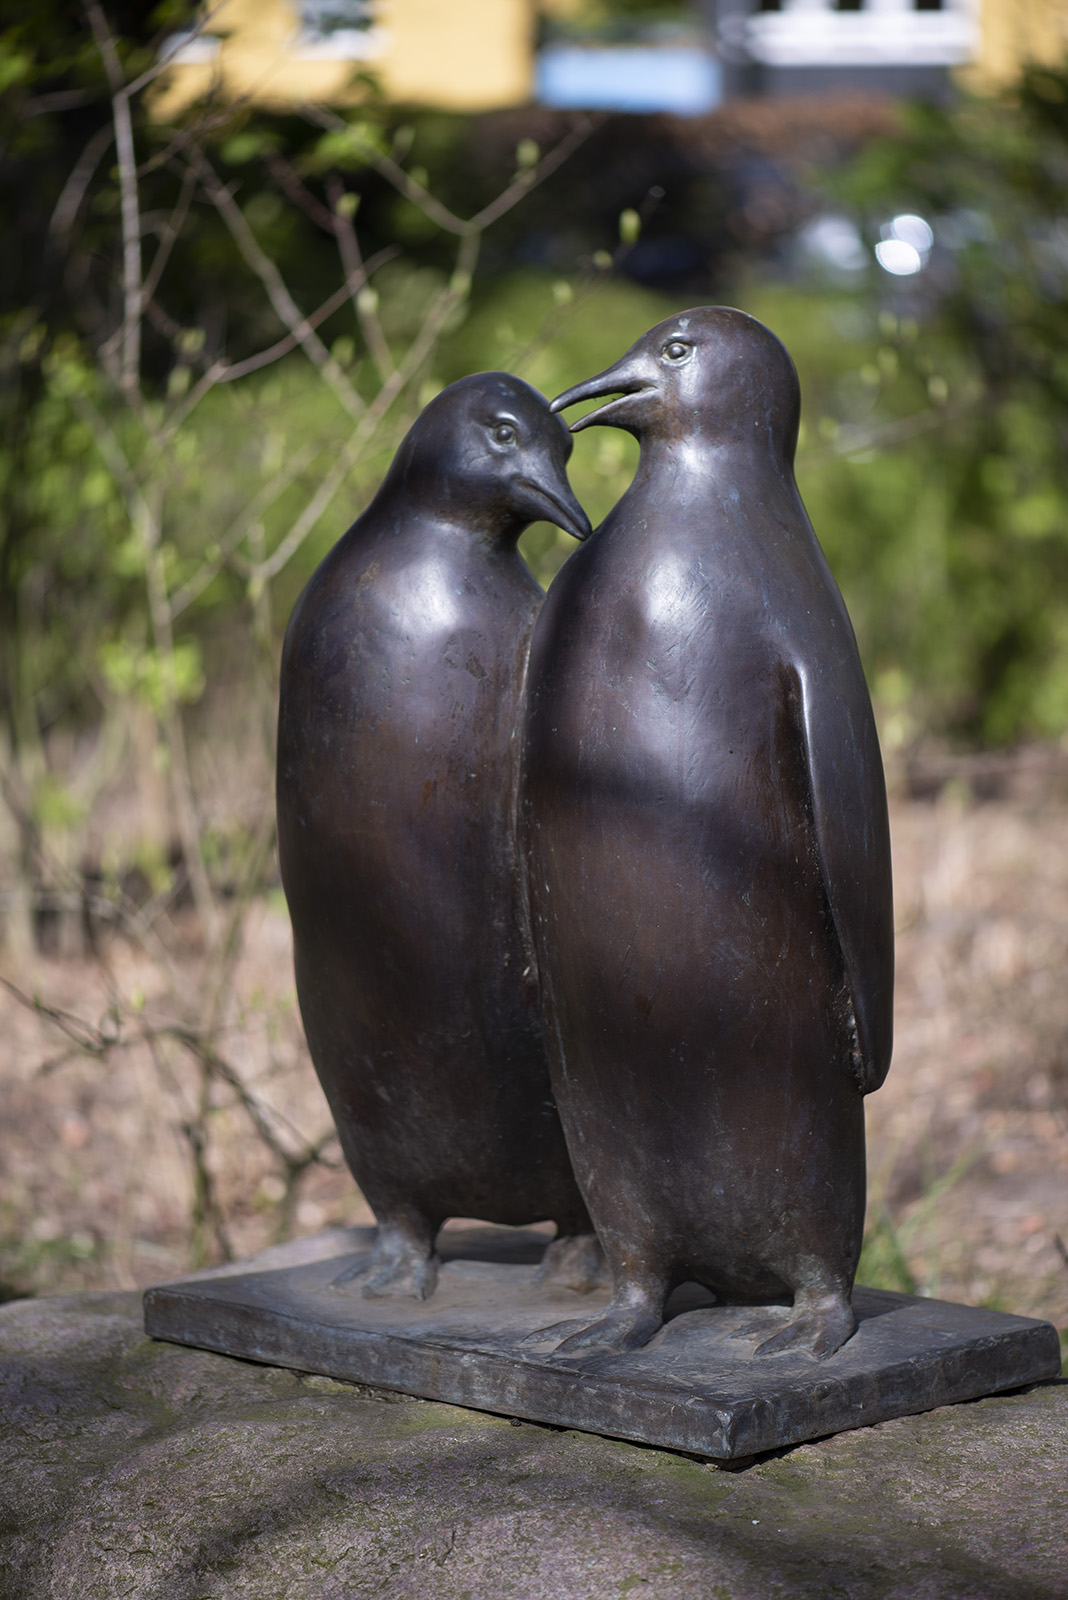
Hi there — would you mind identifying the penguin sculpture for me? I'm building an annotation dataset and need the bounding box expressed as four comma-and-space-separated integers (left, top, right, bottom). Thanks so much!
277, 372, 599, 1300
521, 308, 893, 1358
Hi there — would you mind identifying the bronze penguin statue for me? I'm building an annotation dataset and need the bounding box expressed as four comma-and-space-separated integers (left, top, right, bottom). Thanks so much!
521, 308, 893, 1358
277, 372, 599, 1300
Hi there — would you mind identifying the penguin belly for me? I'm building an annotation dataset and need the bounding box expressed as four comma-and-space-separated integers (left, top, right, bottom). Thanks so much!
532, 716, 864, 1295
524, 548, 866, 1342
278, 534, 593, 1288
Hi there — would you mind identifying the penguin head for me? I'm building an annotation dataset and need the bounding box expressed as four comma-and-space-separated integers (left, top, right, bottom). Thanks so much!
550, 308, 800, 463
387, 373, 591, 544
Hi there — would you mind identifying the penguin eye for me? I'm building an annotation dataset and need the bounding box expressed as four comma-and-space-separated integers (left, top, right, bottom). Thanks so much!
662, 339, 692, 363
492, 423, 518, 445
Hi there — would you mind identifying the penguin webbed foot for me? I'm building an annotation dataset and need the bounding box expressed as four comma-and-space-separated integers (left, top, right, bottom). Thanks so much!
330, 1222, 439, 1302
749, 1290, 856, 1361
532, 1231, 608, 1295
520, 1298, 663, 1357
360, 1251, 440, 1301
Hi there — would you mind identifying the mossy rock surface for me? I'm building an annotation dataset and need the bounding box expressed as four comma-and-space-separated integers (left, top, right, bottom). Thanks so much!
1, 1289, 1065, 1599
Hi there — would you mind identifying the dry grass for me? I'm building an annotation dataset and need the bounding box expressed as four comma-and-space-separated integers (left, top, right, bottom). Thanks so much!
864, 754, 1068, 1334
2, 762, 1066, 1343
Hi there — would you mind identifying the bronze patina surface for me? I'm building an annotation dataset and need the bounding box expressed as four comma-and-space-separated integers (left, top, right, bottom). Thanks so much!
521, 309, 895, 1359
277, 373, 596, 1303
144, 1227, 1062, 1461
151, 325, 1055, 1458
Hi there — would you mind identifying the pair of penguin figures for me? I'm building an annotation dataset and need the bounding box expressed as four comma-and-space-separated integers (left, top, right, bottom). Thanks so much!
277, 306, 895, 1362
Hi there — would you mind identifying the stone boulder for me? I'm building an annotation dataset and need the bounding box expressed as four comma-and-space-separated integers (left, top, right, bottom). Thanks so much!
1, 1287, 1065, 1599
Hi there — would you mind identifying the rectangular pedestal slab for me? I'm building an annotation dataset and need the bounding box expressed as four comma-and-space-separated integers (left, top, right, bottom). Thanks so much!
144, 1225, 1062, 1461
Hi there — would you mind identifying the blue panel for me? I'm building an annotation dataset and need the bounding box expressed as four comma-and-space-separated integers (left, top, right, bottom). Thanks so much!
536, 45, 722, 115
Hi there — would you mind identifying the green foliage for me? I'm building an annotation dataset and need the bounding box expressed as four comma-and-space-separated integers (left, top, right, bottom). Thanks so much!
858, 1147, 977, 1299
0, 1209, 100, 1302
31, 773, 87, 833
9, 265, 670, 702
798, 65, 1068, 744
732, 276, 1068, 746
304, 121, 388, 172
7, 5, 1068, 898
100, 636, 205, 715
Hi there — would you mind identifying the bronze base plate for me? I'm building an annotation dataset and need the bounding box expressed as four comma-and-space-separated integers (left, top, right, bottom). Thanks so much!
143, 1226, 1061, 1461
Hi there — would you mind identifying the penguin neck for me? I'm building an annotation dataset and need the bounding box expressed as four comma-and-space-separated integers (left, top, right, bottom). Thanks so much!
627, 431, 794, 499
366, 469, 523, 553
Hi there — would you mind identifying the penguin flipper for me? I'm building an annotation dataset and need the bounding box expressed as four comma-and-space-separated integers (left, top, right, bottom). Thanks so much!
789, 659, 894, 1094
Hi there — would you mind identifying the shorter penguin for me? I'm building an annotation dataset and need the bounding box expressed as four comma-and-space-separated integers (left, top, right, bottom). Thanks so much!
522, 309, 893, 1359
278, 373, 599, 1300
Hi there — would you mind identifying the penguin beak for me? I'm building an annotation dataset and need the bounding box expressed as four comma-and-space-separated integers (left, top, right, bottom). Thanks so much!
514, 476, 592, 542
550, 350, 654, 433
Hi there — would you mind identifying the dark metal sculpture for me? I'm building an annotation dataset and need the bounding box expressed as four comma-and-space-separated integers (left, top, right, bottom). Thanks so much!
277, 372, 599, 1301
521, 307, 894, 1359
164, 317, 1061, 1449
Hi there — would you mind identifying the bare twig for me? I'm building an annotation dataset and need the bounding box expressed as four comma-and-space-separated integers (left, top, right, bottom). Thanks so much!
139, 241, 398, 431
303, 105, 470, 236
801, 399, 970, 466
67, 388, 143, 512
141, 487, 222, 949
170, 440, 323, 617
265, 150, 338, 233
49, 123, 115, 241
217, 245, 399, 382
201, 807, 277, 1036
63, 389, 221, 946
186, 1046, 232, 1264
122, 1, 229, 103
17, 970, 334, 1174
25, 89, 96, 116
2, 969, 338, 1213
0, 750, 190, 991
326, 175, 394, 385
135, 98, 246, 180
304, 105, 599, 238
140, 160, 198, 306
244, 447, 360, 585
0, 974, 118, 1056
46, 1, 225, 244
153, 356, 229, 442
244, 227, 480, 586
489, 184, 666, 381
165, 1024, 331, 1170
85, 2, 142, 396
471, 117, 598, 230
192, 150, 366, 421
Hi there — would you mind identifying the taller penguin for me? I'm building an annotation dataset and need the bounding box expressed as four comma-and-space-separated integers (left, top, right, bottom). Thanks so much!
278, 373, 598, 1301
522, 308, 893, 1358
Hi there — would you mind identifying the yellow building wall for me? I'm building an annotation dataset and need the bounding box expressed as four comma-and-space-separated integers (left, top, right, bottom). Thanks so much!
379, 0, 534, 107
153, 0, 536, 119
962, 0, 1068, 93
